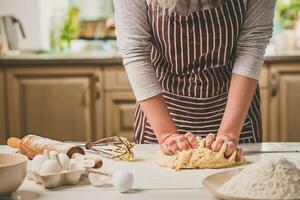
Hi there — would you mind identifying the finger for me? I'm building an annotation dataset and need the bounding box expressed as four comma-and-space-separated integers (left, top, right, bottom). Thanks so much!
161, 144, 172, 155
177, 136, 192, 150
168, 140, 181, 154
161, 138, 177, 155
236, 148, 243, 161
211, 138, 224, 152
205, 133, 216, 149
224, 141, 236, 158
184, 132, 198, 148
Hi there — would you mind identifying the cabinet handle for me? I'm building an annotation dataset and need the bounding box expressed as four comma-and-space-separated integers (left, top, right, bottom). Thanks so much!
82, 75, 101, 106
271, 86, 277, 97
95, 82, 101, 99
271, 73, 278, 97
94, 75, 101, 100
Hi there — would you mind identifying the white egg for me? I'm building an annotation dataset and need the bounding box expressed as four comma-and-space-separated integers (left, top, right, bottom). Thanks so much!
71, 153, 84, 159
57, 153, 70, 171
39, 159, 61, 175
113, 171, 134, 193
74, 156, 85, 163
69, 159, 79, 170
82, 159, 95, 168
31, 154, 47, 173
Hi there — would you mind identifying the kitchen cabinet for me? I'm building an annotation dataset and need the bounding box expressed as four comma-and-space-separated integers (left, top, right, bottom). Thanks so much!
105, 91, 136, 141
104, 67, 136, 141
0, 69, 6, 144
6, 67, 104, 142
269, 64, 300, 142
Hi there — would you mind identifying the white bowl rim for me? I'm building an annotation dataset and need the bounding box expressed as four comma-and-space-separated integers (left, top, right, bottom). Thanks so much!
0, 153, 27, 168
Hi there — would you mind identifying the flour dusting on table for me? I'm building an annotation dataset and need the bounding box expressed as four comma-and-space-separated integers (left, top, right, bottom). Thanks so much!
218, 158, 300, 199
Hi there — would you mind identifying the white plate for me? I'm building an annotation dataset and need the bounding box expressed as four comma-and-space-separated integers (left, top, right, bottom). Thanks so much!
202, 169, 246, 200
202, 169, 297, 200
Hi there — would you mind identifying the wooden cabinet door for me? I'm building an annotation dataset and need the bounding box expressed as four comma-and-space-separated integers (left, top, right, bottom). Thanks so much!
260, 89, 270, 142
6, 67, 103, 142
259, 66, 270, 142
105, 91, 136, 141
270, 64, 300, 142
0, 69, 6, 144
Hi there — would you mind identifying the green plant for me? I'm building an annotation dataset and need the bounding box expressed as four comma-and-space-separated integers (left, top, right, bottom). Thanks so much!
277, 0, 300, 29
61, 7, 80, 48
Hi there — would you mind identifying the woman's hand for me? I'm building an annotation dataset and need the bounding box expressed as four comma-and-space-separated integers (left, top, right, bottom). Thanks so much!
160, 132, 199, 155
205, 133, 243, 161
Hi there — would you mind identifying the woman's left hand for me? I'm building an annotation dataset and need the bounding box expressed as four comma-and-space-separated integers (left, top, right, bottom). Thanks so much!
204, 133, 243, 161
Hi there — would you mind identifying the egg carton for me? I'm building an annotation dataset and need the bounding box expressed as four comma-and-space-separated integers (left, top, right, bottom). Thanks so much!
29, 151, 97, 189
31, 168, 86, 189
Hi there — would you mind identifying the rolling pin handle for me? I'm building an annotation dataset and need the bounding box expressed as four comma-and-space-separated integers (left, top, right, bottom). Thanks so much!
7, 137, 21, 149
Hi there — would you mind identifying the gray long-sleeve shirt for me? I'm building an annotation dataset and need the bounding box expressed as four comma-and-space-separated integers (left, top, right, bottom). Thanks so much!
113, 0, 275, 101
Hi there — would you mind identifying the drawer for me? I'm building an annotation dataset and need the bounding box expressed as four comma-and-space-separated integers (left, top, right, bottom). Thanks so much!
105, 91, 136, 141
104, 66, 132, 90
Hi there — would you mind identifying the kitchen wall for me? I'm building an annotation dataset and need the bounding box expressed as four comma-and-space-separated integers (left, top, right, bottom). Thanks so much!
0, 0, 68, 50
70, 0, 114, 20
0, 0, 114, 51
270, 0, 300, 52
1, 0, 300, 52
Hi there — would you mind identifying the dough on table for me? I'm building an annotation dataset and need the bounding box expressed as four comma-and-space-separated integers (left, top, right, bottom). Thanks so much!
154, 137, 245, 170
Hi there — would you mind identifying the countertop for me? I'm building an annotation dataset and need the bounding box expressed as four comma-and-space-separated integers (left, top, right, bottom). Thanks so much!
1, 143, 300, 200
0, 50, 300, 67
0, 51, 123, 66
264, 50, 300, 63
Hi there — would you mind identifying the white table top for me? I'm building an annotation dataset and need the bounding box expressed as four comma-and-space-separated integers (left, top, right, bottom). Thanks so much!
1, 143, 300, 200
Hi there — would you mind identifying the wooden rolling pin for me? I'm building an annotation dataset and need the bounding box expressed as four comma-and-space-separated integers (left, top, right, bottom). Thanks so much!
7, 135, 103, 169
7, 135, 85, 159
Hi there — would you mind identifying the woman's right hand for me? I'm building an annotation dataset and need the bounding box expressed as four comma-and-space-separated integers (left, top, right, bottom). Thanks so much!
204, 133, 243, 161
160, 132, 199, 155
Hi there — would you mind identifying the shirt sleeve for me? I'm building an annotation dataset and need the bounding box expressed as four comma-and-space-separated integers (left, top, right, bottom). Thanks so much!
232, 0, 275, 80
113, 0, 162, 101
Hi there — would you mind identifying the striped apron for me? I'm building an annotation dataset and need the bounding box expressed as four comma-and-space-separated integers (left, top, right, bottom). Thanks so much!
134, 0, 262, 144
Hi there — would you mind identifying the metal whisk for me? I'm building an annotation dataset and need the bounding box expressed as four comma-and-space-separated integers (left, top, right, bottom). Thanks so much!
84, 136, 135, 160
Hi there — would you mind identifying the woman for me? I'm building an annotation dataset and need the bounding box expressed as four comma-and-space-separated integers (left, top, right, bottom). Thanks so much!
113, 0, 275, 157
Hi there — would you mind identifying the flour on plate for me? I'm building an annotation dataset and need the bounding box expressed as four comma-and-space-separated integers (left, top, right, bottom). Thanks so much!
218, 158, 300, 199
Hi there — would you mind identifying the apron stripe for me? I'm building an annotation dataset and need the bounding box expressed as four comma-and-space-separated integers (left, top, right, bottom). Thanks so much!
226, 2, 235, 55
220, 6, 229, 66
